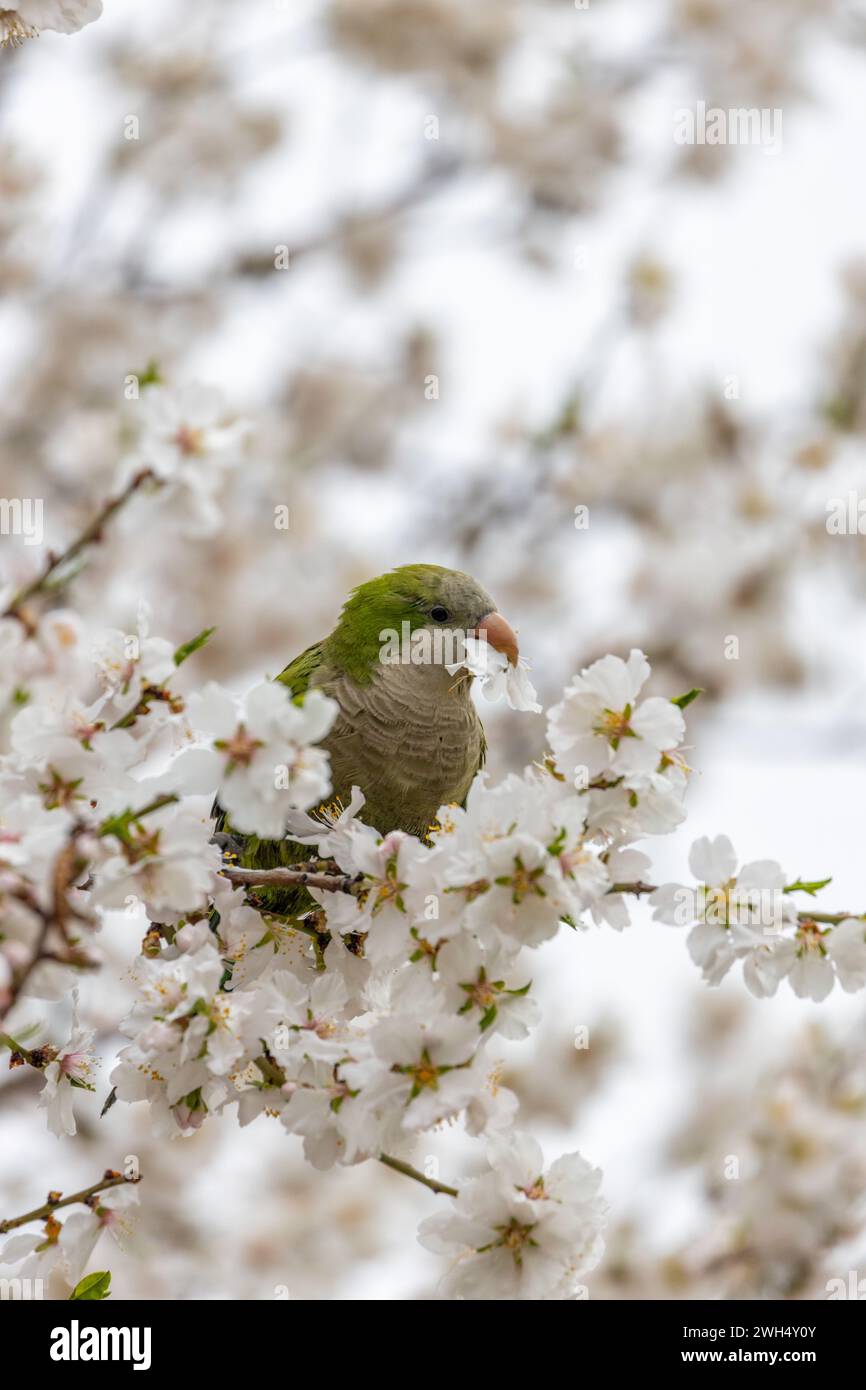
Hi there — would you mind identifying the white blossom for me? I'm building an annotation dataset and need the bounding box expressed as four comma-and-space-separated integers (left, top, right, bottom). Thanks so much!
650, 835, 810, 994
37, 995, 98, 1138
0, 0, 101, 46
548, 649, 685, 783
172, 681, 338, 838
418, 1133, 607, 1299
447, 635, 541, 713
93, 798, 222, 921
122, 382, 249, 536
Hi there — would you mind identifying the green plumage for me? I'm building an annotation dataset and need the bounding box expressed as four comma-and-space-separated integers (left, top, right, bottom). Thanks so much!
218, 565, 497, 917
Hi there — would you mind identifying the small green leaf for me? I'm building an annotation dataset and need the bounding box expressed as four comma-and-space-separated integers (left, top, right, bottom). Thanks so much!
136, 359, 162, 388
174, 626, 216, 667
100, 1087, 118, 1118
671, 688, 703, 710
479, 1004, 498, 1032
784, 876, 833, 897
70, 1271, 112, 1301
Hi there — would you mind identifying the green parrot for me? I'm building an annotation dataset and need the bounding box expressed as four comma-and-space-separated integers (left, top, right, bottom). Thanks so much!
217, 563, 519, 917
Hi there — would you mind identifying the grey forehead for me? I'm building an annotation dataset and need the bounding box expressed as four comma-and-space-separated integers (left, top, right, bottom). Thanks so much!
439, 571, 495, 621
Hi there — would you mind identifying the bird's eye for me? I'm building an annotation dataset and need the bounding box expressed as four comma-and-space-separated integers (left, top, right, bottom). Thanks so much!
430, 605, 450, 622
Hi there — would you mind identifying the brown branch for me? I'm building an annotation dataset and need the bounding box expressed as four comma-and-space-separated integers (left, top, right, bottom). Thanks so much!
254, 1054, 458, 1196
253, 1050, 458, 1197
378, 1154, 458, 1198
0, 1168, 140, 1235
0, 827, 95, 1023
3, 468, 155, 626
798, 911, 862, 926
220, 865, 364, 895
0, 902, 51, 1025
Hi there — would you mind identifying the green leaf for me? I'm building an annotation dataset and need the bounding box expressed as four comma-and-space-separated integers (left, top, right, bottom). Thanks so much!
784, 876, 833, 897
479, 1004, 498, 1032
70, 1271, 112, 1301
100, 1087, 117, 1118
136, 359, 162, 388
671, 688, 703, 710
174, 626, 216, 668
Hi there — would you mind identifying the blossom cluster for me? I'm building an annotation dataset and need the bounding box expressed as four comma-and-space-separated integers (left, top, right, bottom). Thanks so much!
0, 522, 698, 1298
0, 1180, 136, 1300
100, 640, 692, 1297
650, 835, 866, 1001
1, 458, 859, 1295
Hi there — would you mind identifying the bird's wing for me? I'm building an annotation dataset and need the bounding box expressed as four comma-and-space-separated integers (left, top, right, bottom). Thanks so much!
458, 720, 486, 811
275, 640, 327, 699
476, 722, 488, 773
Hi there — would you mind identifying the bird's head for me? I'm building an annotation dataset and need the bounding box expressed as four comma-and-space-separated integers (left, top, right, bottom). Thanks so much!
328, 564, 519, 684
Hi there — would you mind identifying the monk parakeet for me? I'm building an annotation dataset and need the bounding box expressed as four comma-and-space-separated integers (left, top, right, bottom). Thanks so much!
218, 563, 519, 915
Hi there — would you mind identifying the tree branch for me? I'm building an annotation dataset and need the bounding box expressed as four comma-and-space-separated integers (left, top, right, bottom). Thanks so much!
220, 865, 365, 895
3, 468, 155, 626
0, 827, 94, 1023
378, 1153, 459, 1198
253, 1048, 458, 1197
0, 1168, 140, 1235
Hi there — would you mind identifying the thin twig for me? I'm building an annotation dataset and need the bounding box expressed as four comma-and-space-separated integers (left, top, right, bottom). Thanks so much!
0, 1169, 140, 1235
798, 911, 862, 926
0, 909, 51, 1026
378, 1154, 458, 1198
0, 827, 94, 1023
3, 468, 155, 625
221, 865, 365, 895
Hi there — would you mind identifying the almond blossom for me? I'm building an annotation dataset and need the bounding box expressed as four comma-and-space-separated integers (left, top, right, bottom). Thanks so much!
447, 634, 541, 712
36, 995, 98, 1138
547, 649, 685, 783
171, 681, 338, 838
120, 382, 250, 537
418, 1134, 607, 1300
0, 0, 101, 46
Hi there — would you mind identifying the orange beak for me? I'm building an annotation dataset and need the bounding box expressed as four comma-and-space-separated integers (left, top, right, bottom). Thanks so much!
474, 610, 519, 667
